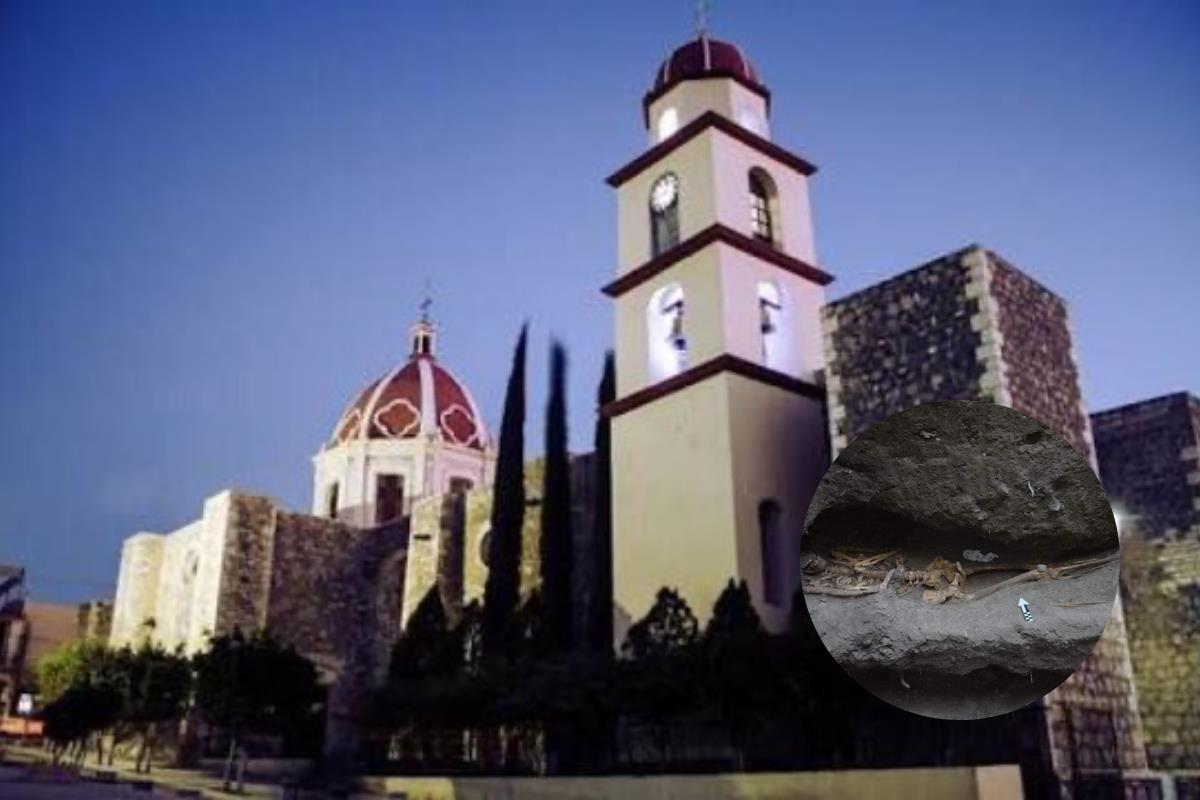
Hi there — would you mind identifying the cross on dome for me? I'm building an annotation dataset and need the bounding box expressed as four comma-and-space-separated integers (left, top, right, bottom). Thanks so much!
693, 0, 711, 38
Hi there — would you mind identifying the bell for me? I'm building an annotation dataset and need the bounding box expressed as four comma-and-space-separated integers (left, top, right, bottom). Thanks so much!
668, 312, 685, 350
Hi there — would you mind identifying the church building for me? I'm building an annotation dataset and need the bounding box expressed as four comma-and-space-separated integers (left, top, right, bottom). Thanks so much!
102, 24, 1198, 787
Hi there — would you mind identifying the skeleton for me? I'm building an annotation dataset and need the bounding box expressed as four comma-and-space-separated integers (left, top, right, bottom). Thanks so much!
802, 548, 1119, 605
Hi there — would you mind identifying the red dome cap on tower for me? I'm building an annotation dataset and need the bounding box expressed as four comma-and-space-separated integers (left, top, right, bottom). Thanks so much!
651, 36, 762, 95
328, 310, 489, 451
642, 34, 770, 126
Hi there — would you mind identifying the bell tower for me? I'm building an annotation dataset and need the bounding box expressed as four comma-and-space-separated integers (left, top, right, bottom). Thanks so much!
606, 33, 833, 634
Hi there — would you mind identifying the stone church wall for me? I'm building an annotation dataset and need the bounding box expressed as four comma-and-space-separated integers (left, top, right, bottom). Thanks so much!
400, 456, 593, 630
110, 533, 165, 648
153, 519, 203, 649
213, 494, 277, 637
1092, 393, 1200, 540
401, 495, 449, 628
822, 246, 983, 457
990, 255, 1092, 458
823, 245, 1148, 777
266, 510, 408, 689
1121, 535, 1200, 769
1097, 393, 1200, 770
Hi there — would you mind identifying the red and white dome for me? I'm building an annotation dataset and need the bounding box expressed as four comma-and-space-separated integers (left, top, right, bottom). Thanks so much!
328, 319, 489, 451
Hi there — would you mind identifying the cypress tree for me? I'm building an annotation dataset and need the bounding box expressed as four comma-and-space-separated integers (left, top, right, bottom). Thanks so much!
586, 352, 615, 653
390, 588, 455, 680
539, 340, 573, 653
482, 323, 528, 661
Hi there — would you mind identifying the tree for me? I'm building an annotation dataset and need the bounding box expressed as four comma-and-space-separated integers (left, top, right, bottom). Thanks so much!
705, 579, 763, 640
115, 644, 192, 773
539, 340, 573, 654
193, 630, 322, 792
42, 682, 121, 766
618, 588, 703, 767
586, 352, 616, 655
483, 324, 528, 661
36, 639, 123, 766
703, 580, 771, 769
390, 588, 459, 680
621, 587, 699, 661
35, 639, 111, 704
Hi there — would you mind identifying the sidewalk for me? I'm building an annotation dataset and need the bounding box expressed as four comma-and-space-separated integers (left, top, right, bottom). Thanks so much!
2, 744, 310, 798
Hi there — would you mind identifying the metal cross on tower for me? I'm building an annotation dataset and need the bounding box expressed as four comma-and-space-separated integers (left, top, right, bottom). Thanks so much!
693, 0, 711, 38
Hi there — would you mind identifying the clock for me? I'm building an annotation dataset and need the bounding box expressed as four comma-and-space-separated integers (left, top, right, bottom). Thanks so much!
650, 172, 679, 213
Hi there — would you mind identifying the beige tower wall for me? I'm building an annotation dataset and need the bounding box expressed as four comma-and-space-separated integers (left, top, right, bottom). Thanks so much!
612, 373, 825, 638
726, 375, 829, 631
615, 246, 726, 396
612, 377, 738, 638
616, 134, 716, 273
646, 79, 770, 144
718, 247, 825, 382
709, 132, 817, 265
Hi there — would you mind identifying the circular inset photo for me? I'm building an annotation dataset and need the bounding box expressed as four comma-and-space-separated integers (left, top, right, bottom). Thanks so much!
800, 401, 1120, 720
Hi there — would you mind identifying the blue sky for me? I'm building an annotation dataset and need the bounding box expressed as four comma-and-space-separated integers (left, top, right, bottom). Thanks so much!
2, 0, 1197, 602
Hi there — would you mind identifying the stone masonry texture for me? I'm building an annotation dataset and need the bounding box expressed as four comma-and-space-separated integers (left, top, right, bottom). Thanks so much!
990, 255, 1091, 458
823, 246, 982, 451
1121, 533, 1200, 770
1092, 392, 1200, 541
1097, 393, 1200, 770
823, 245, 1147, 780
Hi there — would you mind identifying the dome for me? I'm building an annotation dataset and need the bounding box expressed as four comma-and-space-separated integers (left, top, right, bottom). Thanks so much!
651, 35, 763, 96
328, 317, 489, 451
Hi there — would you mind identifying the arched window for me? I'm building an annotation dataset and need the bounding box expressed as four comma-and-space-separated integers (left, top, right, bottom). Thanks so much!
478, 527, 493, 569
375, 474, 404, 524
649, 172, 680, 257
758, 280, 785, 370
758, 499, 785, 606
647, 282, 688, 381
748, 169, 776, 244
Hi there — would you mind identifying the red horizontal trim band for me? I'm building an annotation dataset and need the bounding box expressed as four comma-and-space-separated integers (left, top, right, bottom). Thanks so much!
601, 223, 834, 298
603, 353, 825, 419
607, 110, 817, 189
641, 72, 772, 127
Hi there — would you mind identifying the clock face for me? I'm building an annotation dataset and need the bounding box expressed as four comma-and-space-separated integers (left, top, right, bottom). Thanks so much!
650, 172, 679, 213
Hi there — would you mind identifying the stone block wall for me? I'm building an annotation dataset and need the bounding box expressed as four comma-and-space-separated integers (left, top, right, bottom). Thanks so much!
822, 244, 1147, 778
1099, 393, 1200, 770
1121, 534, 1200, 769
109, 533, 165, 648
823, 246, 983, 457
989, 254, 1092, 459
1092, 392, 1200, 540
459, 487, 542, 611
402, 495, 449, 629
213, 494, 277, 637
76, 601, 112, 642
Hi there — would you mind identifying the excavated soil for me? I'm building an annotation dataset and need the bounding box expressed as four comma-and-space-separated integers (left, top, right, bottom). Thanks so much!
801, 401, 1120, 720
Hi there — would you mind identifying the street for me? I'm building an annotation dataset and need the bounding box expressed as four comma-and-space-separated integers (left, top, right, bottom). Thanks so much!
0, 763, 151, 798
